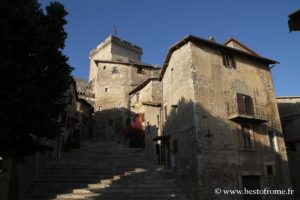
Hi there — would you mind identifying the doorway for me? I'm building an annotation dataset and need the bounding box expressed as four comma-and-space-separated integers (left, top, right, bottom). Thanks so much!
242, 175, 262, 200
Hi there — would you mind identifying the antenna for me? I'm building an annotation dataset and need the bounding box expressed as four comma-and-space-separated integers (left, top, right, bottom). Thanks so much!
113, 24, 117, 36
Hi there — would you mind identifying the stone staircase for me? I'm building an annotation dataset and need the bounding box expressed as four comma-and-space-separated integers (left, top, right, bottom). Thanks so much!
23, 141, 189, 200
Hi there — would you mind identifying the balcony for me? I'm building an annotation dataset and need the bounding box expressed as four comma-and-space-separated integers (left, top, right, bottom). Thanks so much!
227, 102, 268, 124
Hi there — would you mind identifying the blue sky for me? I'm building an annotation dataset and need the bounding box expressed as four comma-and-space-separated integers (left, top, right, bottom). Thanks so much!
39, 0, 300, 96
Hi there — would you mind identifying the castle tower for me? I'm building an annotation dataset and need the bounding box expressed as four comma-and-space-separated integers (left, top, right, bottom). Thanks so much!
89, 35, 143, 82
88, 35, 160, 141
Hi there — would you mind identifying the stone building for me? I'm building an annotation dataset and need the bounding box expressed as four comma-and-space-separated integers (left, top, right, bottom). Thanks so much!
75, 78, 95, 105
88, 35, 160, 141
277, 96, 300, 198
129, 78, 162, 163
159, 35, 291, 199
88, 35, 292, 199
76, 98, 94, 140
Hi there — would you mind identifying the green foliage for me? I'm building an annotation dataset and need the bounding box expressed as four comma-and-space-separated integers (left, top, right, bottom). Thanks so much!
0, 0, 73, 160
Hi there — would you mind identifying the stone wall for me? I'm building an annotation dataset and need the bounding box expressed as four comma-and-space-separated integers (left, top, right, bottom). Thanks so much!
162, 42, 196, 196
129, 79, 162, 163
277, 97, 300, 198
89, 36, 143, 81
162, 40, 291, 199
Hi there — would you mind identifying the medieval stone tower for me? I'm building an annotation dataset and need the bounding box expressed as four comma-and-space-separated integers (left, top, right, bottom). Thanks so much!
88, 35, 160, 140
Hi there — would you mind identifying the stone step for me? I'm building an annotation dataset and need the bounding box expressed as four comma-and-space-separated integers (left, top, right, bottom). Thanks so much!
23, 141, 188, 200
25, 192, 187, 200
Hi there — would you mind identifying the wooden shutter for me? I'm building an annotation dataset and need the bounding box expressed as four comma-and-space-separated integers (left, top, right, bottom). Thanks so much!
237, 93, 246, 114
230, 54, 236, 68
245, 95, 254, 115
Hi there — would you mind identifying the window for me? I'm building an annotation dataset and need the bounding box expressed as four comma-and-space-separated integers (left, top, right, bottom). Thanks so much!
266, 165, 273, 176
103, 66, 106, 70
98, 106, 102, 111
268, 130, 278, 151
112, 66, 118, 74
136, 93, 139, 103
222, 51, 236, 68
237, 93, 254, 115
105, 87, 108, 92
242, 124, 253, 149
157, 115, 160, 126
137, 67, 143, 74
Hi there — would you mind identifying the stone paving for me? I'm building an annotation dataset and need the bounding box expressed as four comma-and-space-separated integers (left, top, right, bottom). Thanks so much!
23, 141, 189, 200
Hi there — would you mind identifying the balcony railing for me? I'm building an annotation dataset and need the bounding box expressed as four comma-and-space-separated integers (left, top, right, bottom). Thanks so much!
227, 102, 268, 124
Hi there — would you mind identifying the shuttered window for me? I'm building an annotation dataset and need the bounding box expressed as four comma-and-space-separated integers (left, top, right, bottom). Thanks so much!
237, 93, 254, 115
222, 51, 236, 68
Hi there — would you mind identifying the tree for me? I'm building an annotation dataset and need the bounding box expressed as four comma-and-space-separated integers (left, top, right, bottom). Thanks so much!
0, 0, 72, 197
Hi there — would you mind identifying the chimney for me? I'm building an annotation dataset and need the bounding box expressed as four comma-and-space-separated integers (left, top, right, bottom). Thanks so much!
209, 36, 215, 42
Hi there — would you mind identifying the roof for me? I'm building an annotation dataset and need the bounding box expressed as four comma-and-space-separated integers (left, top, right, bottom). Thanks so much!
129, 78, 159, 95
94, 59, 160, 69
289, 9, 300, 18
276, 96, 300, 100
223, 38, 260, 56
288, 9, 300, 32
159, 35, 278, 80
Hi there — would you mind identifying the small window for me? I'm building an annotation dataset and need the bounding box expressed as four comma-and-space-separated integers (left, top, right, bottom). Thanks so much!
266, 165, 273, 176
105, 87, 108, 92
241, 124, 253, 149
157, 115, 160, 126
112, 66, 118, 74
137, 67, 143, 74
136, 93, 139, 103
103, 66, 106, 70
98, 106, 102, 111
222, 51, 236, 68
